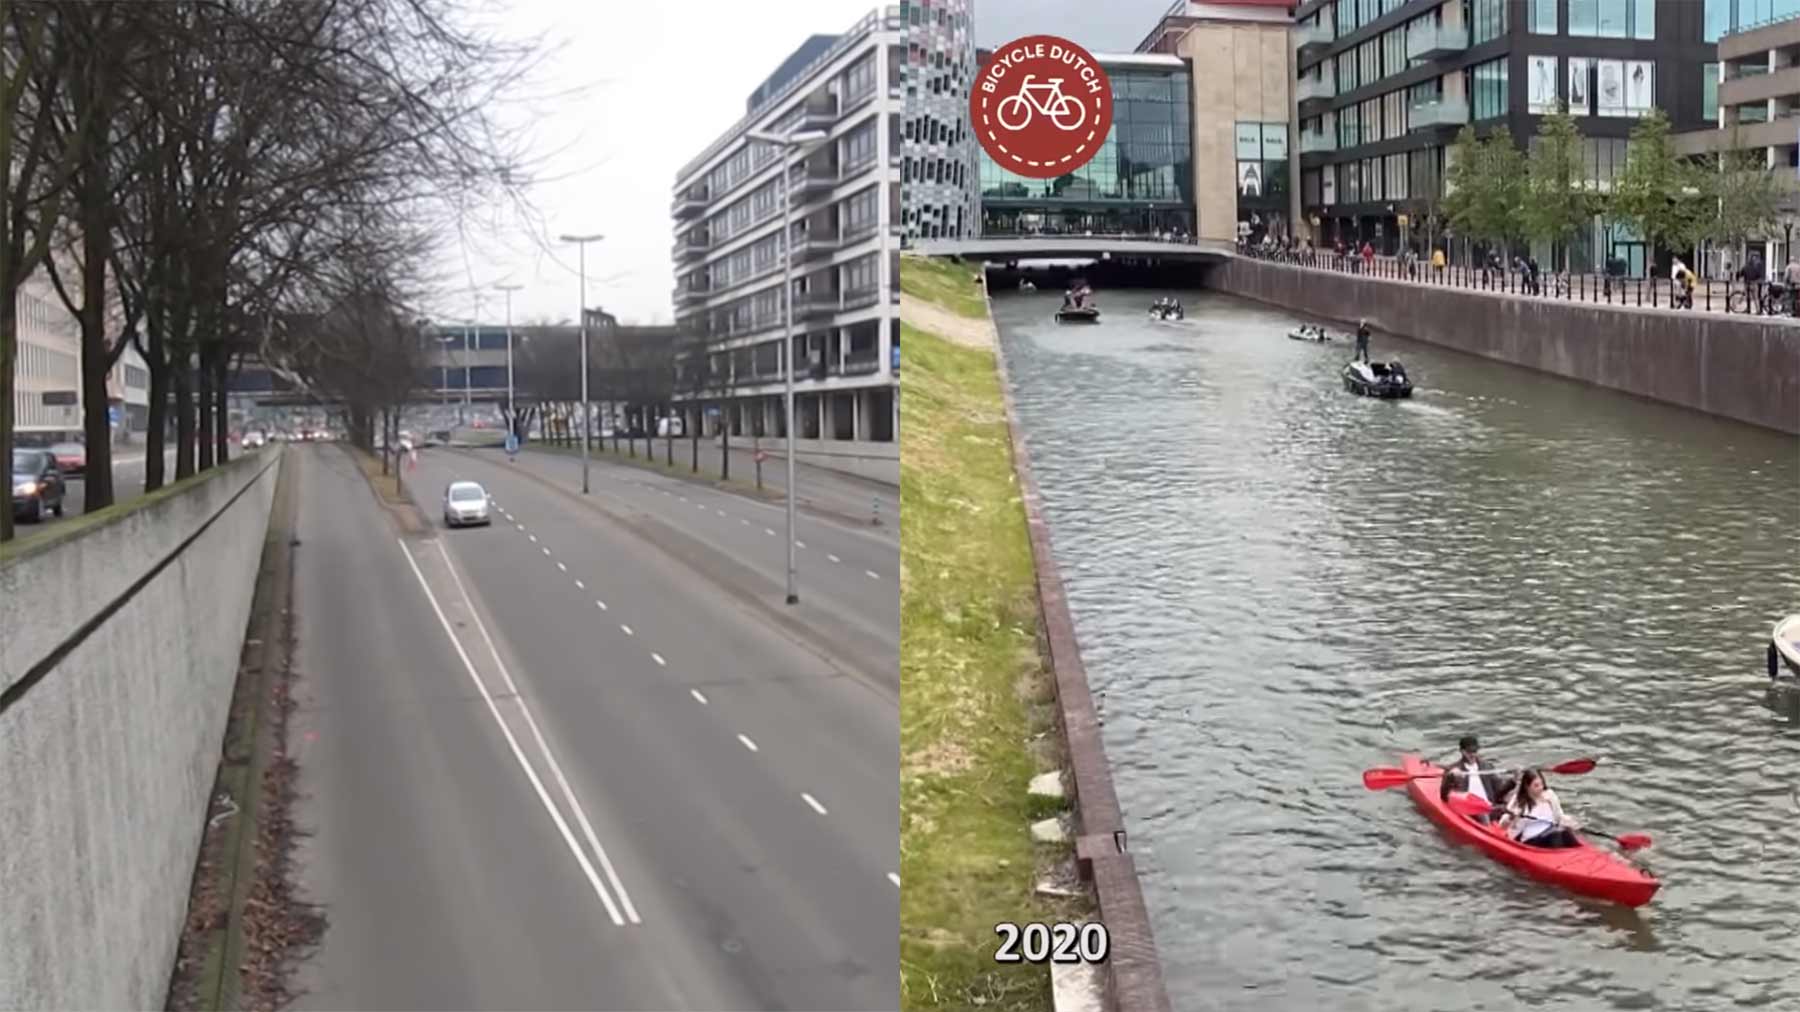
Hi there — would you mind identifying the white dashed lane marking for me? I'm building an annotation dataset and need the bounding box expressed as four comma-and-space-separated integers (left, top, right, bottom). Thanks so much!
557, 562, 567, 572
651, 652, 666, 666
529, 534, 538, 542
596, 600, 608, 611
865, 570, 879, 580
621, 624, 634, 636
828, 554, 841, 563
737, 734, 759, 753
690, 689, 709, 705
801, 793, 828, 815
888, 873, 900, 888
764, 528, 775, 536
575, 579, 585, 589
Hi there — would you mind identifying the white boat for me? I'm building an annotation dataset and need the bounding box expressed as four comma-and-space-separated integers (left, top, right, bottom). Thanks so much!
1770, 614, 1800, 679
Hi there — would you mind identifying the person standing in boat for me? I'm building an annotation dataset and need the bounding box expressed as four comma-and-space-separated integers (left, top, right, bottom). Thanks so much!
1439, 736, 1511, 818
1354, 319, 1372, 363
1499, 769, 1581, 848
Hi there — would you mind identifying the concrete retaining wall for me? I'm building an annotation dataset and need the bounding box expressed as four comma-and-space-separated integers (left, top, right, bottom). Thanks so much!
1209, 258, 1800, 435
757, 436, 899, 486
986, 289, 1173, 1012
0, 449, 284, 1010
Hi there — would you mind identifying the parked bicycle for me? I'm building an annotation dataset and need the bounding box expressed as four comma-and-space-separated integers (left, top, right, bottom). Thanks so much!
1727, 281, 1794, 316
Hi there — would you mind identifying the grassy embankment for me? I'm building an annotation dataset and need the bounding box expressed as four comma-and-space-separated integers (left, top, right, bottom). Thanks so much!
901, 255, 1069, 1010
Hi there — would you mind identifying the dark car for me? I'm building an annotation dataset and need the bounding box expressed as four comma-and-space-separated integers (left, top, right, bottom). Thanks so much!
11, 448, 67, 522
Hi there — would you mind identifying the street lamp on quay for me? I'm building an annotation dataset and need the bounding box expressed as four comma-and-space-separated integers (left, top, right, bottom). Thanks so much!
494, 282, 523, 437
745, 126, 827, 607
557, 232, 604, 494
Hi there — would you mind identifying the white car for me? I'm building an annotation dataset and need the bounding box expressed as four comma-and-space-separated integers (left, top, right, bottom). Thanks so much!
242, 431, 267, 449
443, 480, 490, 527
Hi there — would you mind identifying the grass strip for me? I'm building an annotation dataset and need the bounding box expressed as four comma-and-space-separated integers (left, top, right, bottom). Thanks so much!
900, 315, 1060, 1011
901, 254, 991, 319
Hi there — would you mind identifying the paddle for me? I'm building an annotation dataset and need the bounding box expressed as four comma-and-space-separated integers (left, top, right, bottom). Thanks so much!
1444, 792, 1653, 852
1361, 757, 1597, 791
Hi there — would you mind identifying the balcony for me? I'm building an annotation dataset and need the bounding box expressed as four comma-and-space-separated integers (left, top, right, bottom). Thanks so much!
843, 218, 881, 244
841, 352, 881, 376
1409, 99, 1470, 131
799, 98, 838, 132
674, 280, 709, 305
790, 167, 838, 205
1406, 24, 1468, 64
794, 292, 841, 319
1299, 129, 1337, 154
792, 229, 841, 260
1294, 21, 1333, 60
672, 185, 709, 219
1297, 76, 1335, 114
674, 231, 710, 260
841, 287, 881, 311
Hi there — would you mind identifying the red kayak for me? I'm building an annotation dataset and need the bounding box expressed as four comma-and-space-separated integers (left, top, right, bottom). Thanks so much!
1401, 754, 1660, 907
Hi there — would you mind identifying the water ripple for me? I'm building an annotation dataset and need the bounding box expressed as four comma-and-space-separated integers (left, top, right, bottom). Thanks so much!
993, 290, 1800, 1012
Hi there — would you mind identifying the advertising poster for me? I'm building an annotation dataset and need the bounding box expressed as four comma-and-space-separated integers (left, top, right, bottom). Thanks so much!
1568, 57, 1590, 116
1597, 60, 1625, 115
1260, 123, 1288, 161
1625, 60, 1654, 115
1528, 55, 1558, 114
1236, 122, 1263, 161
1239, 161, 1263, 197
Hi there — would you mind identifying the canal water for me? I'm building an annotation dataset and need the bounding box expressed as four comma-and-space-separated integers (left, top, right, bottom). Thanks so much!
991, 289, 1800, 1011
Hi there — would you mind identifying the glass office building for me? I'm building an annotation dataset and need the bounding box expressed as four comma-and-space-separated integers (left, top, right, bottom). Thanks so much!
976, 55, 1196, 237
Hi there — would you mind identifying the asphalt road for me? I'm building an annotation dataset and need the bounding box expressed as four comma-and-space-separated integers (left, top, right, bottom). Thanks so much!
10, 447, 178, 539
287, 444, 897, 1010
488, 446, 898, 683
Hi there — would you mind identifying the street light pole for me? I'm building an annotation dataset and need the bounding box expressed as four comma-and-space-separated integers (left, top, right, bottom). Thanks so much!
496, 283, 522, 437
559, 232, 604, 494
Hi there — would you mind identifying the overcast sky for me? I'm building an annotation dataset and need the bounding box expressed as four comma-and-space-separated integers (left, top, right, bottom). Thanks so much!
975, 0, 1188, 53
426, 0, 879, 329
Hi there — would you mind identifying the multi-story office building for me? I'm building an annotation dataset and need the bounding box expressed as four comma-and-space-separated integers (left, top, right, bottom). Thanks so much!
1293, 0, 1715, 273
975, 51, 1200, 236
670, 7, 901, 449
972, 2, 1295, 245
10, 274, 83, 440
899, 0, 980, 241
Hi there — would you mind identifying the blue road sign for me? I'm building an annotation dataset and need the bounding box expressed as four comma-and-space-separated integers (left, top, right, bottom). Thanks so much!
108, 406, 122, 425
505, 432, 520, 455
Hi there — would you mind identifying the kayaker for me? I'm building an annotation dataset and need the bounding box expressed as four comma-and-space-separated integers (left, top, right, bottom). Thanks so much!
1499, 769, 1581, 849
1439, 736, 1511, 818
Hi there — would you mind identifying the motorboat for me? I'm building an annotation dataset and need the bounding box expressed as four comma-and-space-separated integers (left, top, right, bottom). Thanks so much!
1770, 614, 1800, 680
1343, 359, 1413, 398
1287, 325, 1332, 342
1148, 303, 1185, 321
1057, 305, 1101, 323
1019, 279, 1037, 292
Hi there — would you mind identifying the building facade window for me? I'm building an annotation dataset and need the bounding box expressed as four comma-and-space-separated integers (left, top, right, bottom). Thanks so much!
1530, 0, 1558, 33
1570, 0, 1654, 38
1470, 58, 1509, 120
1703, 62, 1720, 123
1471, 0, 1508, 45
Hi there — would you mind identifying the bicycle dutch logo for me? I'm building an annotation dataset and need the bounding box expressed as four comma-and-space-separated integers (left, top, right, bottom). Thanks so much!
971, 35, 1114, 181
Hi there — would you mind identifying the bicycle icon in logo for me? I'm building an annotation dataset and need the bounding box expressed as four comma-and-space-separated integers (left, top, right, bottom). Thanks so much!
994, 75, 1087, 132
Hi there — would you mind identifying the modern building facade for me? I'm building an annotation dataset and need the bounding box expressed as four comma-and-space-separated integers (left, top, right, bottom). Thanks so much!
899, 0, 980, 241
669, 7, 901, 448
1675, 10, 1800, 268
11, 275, 83, 440
1292, 0, 1716, 273
1138, 0, 1298, 246
975, 52, 1199, 237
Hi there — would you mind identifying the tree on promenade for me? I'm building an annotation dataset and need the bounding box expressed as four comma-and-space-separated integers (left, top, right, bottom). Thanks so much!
1609, 109, 1705, 272
1444, 125, 1527, 262
1523, 104, 1599, 274
1694, 124, 1789, 266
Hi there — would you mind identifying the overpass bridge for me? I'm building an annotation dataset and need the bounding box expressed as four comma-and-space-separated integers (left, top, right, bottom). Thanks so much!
908, 234, 1237, 264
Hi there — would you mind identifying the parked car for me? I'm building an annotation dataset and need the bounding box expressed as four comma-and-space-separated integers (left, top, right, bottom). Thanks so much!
442, 480, 491, 527
11, 448, 66, 522
47, 441, 86, 476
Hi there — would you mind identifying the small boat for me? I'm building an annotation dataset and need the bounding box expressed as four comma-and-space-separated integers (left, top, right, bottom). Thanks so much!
1019, 279, 1037, 292
1343, 360, 1413, 398
1401, 755, 1660, 908
1057, 305, 1101, 323
1287, 325, 1332, 342
1770, 614, 1800, 679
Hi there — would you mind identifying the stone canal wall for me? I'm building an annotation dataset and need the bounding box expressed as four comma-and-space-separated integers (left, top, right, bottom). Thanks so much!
0, 448, 283, 1011
985, 284, 1174, 1012
1208, 257, 1800, 436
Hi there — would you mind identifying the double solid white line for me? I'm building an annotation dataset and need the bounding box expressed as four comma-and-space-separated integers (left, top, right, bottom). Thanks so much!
398, 538, 642, 926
